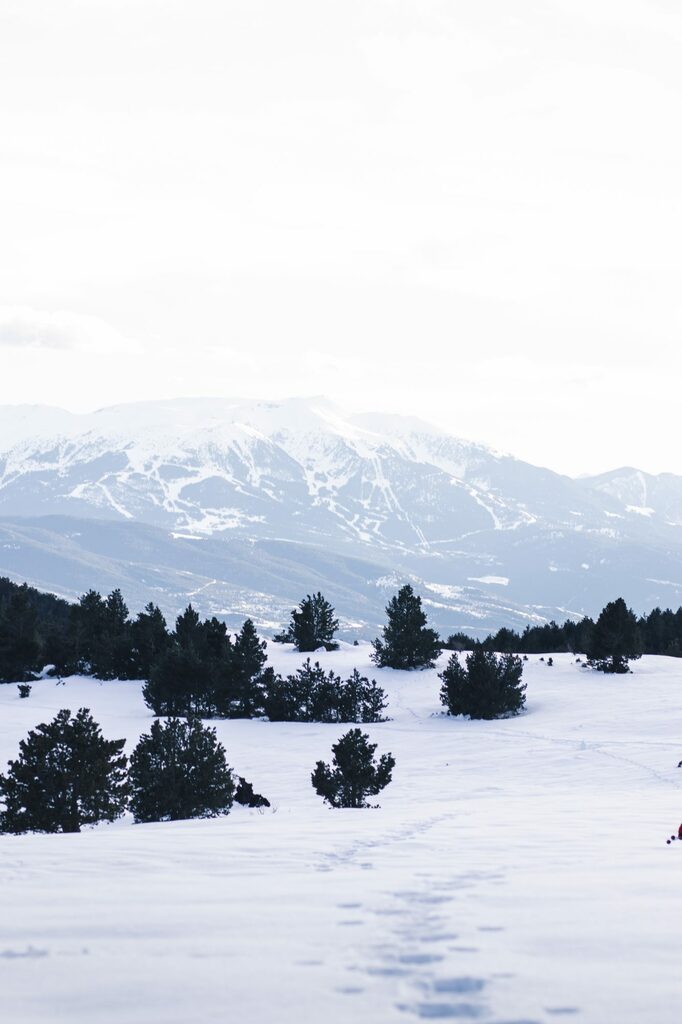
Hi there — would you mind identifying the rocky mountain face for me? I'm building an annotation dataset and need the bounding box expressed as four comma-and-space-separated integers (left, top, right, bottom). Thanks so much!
1, 397, 681, 637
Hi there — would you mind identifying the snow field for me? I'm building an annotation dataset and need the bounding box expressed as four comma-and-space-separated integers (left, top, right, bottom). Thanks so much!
1, 646, 681, 1023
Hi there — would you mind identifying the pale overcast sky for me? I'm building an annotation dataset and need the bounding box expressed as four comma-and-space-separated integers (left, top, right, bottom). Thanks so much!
1, 0, 681, 476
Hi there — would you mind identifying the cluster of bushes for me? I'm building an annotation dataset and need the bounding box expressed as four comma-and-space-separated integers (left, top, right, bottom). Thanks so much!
0, 708, 394, 834
264, 661, 387, 723
143, 603, 388, 723
439, 647, 526, 720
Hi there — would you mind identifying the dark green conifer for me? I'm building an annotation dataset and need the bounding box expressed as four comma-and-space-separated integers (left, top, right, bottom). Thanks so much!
229, 618, 268, 717
439, 646, 526, 719
372, 584, 440, 669
311, 728, 395, 808
360, 675, 389, 723
264, 659, 329, 722
128, 718, 234, 823
275, 593, 339, 651
0, 708, 127, 834
130, 603, 170, 678
99, 589, 132, 678
143, 645, 214, 716
339, 668, 388, 723
0, 587, 41, 682
174, 605, 203, 650
585, 597, 643, 673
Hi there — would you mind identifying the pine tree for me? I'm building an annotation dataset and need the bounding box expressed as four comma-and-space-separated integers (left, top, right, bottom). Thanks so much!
64, 589, 134, 679
585, 597, 643, 673
174, 605, 204, 650
372, 585, 440, 669
233, 618, 267, 676
142, 606, 237, 716
204, 617, 232, 660
311, 728, 395, 808
98, 589, 132, 679
0, 708, 128, 834
311, 665, 346, 723
260, 667, 294, 722
70, 590, 107, 673
361, 676, 389, 723
143, 645, 214, 716
130, 603, 170, 678
439, 646, 526, 720
276, 593, 339, 651
128, 718, 235, 823
0, 578, 72, 678
339, 667, 365, 722
263, 659, 331, 722
229, 618, 267, 717
339, 669, 388, 723
262, 662, 388, 723
0, 587, 41, 682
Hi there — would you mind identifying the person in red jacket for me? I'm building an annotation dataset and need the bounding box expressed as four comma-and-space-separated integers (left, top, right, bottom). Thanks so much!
678, 823, 682, 841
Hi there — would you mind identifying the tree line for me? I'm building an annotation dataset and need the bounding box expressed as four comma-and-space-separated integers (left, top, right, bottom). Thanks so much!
0, 576, 654, 692
447, 597, 669, 665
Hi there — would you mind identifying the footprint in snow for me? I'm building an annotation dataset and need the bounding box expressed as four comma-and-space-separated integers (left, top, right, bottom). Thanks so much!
365, 965, 411, 977
396, 975, 490, 1020
431, 979, 486, 995
490, 1020, 544, 1024
397, 952, 445, 965
397, 1000, 486, 1019
393, 890, 453, 905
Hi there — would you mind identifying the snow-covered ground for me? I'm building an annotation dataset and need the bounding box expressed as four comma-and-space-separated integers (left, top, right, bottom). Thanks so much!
1, 645, 681, 1023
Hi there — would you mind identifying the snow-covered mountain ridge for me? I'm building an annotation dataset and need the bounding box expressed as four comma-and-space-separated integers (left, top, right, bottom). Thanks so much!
1, 397, 682, 632
0, 396, 652, 537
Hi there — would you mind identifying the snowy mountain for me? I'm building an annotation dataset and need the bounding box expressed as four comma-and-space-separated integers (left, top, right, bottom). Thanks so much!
2, 397, 682, 634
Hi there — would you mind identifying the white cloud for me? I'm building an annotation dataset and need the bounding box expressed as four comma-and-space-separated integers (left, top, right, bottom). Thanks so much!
0, 307, 141, 354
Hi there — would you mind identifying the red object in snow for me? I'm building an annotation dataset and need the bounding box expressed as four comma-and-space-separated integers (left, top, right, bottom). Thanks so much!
678, 824, 682, 840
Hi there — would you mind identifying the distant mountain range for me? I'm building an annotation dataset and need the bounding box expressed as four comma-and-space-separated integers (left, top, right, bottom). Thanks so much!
1, 396, 682, 637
